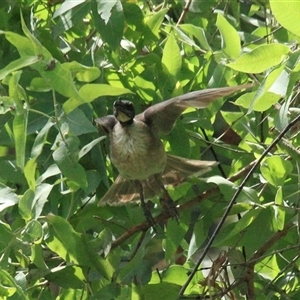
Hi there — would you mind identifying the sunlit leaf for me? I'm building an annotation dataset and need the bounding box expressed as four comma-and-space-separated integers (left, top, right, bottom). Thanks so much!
162, 33, 182, 77
261, 156, 293, 187
0, 184, 19, 211
227, 44, 290, 73
270, 0, 300, 37
216, 13, 241, 58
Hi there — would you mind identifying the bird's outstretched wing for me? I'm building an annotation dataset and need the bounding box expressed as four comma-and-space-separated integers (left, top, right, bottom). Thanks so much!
137, 83, 253, 135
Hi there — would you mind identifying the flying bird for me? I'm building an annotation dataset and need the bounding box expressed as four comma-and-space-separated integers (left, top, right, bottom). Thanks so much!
95, 84, 252, 225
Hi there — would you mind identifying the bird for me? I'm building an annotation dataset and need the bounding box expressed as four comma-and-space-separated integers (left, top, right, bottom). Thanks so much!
95, 83, 252, 225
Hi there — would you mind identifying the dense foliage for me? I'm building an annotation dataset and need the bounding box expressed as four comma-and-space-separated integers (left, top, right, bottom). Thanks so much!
0, 0, 300, 299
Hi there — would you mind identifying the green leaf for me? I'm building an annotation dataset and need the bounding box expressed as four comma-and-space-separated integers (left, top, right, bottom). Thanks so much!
13, 113, 27, 171
24, 159, 37, 191
216, 13, 241, 58
45, 214, 93, 267
65, 108, 97, 136
162, 33, 182, 77
227, 44, 290, 73
22, 219, 43, 243
0, 56, 41, 81
274, 187, 285, 230
261, 156, 293, 187
63, 83, 133, 113
0, 221, 14, 253
164, 220, 186, 261
214, 209, 261, 246
30, 244, 48, 270
0, 268, 28, 299
53, 1, 90, 38
52, 135, 87, 190
235, 91, 280, 112
0, 183, 19, 211
19, 184, 53, 221
62, 61, 101, 82
19, 16, 85, 103
78, 136, 106, 159
45, 265, 85, 289
141, 282, 181, 300
91, 283, 121, 300
270, 0, 300, 37
93, 0, 124, 50
168, 120, 190, 157
187, 219, 206, 260
179, 24, 211, 51
31, 120, 55, 158
145, 9, 168, 39
53, 0, 86, 18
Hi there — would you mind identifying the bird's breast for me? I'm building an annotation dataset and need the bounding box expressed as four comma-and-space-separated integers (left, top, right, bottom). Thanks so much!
110, 121, 166, 180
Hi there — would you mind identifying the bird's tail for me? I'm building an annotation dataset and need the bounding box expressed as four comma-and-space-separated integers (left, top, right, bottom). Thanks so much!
98, 154, 217, 205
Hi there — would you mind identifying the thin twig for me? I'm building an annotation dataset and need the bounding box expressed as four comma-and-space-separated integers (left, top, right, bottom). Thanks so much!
176, 0, 193, 26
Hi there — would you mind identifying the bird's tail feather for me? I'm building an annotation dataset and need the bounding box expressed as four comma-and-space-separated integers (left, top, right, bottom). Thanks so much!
98, 154, 217, 205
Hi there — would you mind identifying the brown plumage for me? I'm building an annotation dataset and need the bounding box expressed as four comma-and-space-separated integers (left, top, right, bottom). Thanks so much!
95, 84, 252, 222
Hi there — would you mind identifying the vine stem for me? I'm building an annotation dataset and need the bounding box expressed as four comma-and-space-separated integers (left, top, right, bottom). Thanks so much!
179, 113, 300, 296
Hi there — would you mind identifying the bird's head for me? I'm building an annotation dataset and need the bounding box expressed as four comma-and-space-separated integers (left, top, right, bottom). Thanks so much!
113, 99, 135, 125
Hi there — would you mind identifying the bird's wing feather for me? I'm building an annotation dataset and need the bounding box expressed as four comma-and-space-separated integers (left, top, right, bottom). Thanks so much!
162, 154, 218, 186
94, 115, 117, 134
137, 83, 252, 135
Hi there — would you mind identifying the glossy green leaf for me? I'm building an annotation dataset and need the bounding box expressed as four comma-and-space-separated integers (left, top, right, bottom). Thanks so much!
53, 0, 86, 18
216, 13, 241, 58
261, 156, 293, 187
0, 183, 19, 211
270, 0, 300, 37
227, 44, 290, 73
162, 33, 182, 77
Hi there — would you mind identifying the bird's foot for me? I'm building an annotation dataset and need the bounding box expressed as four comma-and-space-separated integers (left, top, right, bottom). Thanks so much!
141, 203, 156, 228
160, 196, 179, 223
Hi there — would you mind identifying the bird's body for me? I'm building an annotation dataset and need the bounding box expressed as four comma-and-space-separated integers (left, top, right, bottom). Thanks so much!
110, 119, 166, 180
95, 83, 252, 222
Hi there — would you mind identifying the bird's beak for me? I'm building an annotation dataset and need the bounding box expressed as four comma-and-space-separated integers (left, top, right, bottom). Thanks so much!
113, 100, 135, 122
